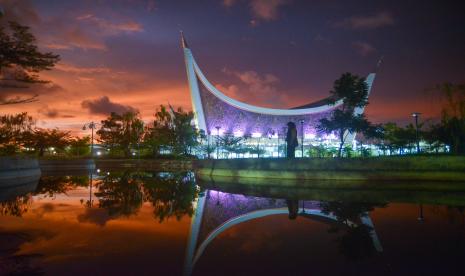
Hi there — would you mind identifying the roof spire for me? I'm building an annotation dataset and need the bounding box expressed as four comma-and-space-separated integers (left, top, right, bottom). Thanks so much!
180, 30, 189, 49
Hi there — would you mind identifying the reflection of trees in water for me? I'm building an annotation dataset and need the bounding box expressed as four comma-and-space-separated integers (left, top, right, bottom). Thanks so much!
0, 195, 32, 217
431, 205, 465, 226
92, 171, 198, 222
94, 171, 144, 217
35, 175, 89, 198
447, 206, 465, 227
1, 171, 198, 221
142, 172, 199, 222
319, 201, 386, 260
1, 176, 89, 217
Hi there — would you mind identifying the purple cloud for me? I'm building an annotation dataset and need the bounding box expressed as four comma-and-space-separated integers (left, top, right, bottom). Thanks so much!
81, 96, 137, 115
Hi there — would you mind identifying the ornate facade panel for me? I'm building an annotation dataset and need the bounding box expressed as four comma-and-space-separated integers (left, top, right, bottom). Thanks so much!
199, 79, 337, 137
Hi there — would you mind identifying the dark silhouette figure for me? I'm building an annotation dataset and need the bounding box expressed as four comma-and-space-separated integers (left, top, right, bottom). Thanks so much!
286, 122, 298, 158
286, 199, 299, 220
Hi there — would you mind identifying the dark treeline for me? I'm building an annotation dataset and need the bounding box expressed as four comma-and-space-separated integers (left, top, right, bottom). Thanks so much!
315, 74, 465, 157
0, 105, 200, 158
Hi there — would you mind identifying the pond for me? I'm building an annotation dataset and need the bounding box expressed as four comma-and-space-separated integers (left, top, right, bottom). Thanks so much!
1, 170, 465, 275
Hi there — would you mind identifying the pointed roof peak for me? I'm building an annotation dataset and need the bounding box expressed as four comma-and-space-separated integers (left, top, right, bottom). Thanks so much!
180, 30, 189, 49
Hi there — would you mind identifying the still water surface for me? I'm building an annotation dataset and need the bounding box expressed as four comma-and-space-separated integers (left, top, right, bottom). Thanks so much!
1, 170, 465, 275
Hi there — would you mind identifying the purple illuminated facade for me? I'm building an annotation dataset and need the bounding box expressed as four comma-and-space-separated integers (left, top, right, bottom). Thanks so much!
182, 33, 376, 146
184, 189, 383, 274
198, 79, 336, 137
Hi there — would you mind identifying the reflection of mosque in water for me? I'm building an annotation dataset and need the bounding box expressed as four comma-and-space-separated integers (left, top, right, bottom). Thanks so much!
184, 190, 383, 275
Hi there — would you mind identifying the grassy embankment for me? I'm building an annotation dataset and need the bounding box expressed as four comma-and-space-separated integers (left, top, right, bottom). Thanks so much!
194, 155, 465, 182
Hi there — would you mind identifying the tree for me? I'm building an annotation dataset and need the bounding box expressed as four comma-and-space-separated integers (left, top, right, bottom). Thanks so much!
143, 172, 198, 222
423, 123, 447, 154
0, 112, 34, 154
319, 201, 386, 260
97, 111, 144, 157
171, 106, 199, 156
197, 130, 215, 158
144, 105, 175, 157
0, 194, 32, 217
68, 136, 91, 157
35, 175, 89, 198
317, 73, 373, 157
95, 171, 144, 217
0, 19, 60, 104
382, 122, 419, 154
145, 105, 199, 157
23, 128, 71, 156
431, 83, 465, 154
217, 132, 244, 158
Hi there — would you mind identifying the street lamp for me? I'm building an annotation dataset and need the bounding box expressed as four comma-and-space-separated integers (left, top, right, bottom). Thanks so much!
136, 127, 143, 161
282, 126, 287, 158
87, 171, 93, 208
417, 204, 424, 222
300, 120, 304, 158
412, 112, 421, 153
215, 126, 220, 159
207, 130, 211, 159
83, 122, 97, 157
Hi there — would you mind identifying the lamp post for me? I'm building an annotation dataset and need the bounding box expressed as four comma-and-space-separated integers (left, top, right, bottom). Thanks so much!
417, 204, 424, 222
257, 136, 261, 158
412, 112, 421, 153
82, 122, 97, 157
88, 171, 93, 208
300, 120, 304, 158
282, 126, 287, 158
215, 126, 220, 159
207, 131, 211, 159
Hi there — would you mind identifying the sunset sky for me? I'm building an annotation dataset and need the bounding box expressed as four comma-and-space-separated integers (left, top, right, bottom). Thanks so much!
1, 0, 465, 134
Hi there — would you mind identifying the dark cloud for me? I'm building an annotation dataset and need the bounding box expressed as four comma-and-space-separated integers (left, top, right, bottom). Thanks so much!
77, 208, 112, 226
81, 96, 137, 115
0, 0, 40, 27
0, 83, 63, 103
1, 0, 143, 51
38, 105, 59, 118
37, 105, 73, 118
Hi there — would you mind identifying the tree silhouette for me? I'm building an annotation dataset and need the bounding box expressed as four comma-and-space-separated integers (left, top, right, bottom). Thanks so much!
317, 73, 374, 157
95, 171, 144, 217
319, 201, 386, 260
97, 111, 144, 157
144, 105, 199, 157
0, 112, 35, 154
0, 19, 59, 104
143, 172, 198, 222
22, 128, 71, 156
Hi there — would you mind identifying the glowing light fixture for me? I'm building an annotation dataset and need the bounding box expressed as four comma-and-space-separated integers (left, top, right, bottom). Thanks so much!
233, 130, 244, 137
305, 133, 316, 139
